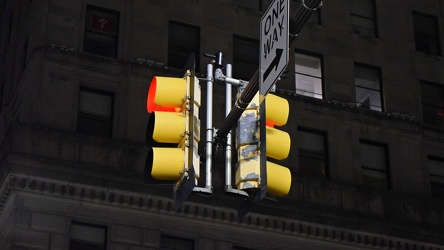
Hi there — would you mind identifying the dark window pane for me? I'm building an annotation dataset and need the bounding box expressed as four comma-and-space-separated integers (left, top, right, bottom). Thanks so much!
234, 0, 263, 11
298, 129, 327, 178
362, 169, 388, 190
422, 104, 444, 127
70, 222, 107, 250
360, 141, 389, 189
299, 150, 326, 178
431, 182, 444, 200
168, 21, 200, 71
413, 12, 440, 55
421, 81, 444, 127
70, 240, 105, 250
77, 87, 114, 137
233, 35, 259, 80
429, 156, 444, 200
350, 0, 377, 37
233, 246, 257, 250
160, 235, 194, 250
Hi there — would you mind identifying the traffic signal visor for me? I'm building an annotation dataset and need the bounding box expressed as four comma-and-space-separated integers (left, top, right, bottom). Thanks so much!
147, 76, 186, 113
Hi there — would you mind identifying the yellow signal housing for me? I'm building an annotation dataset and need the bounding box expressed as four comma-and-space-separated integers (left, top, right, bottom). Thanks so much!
266, 161, 291, 196
265, 94, 289, 126
235, 94, 261, 191
148, 148, 184, 180
266, 126, 290, 160
145, 74, 200, 185
147, 76, 186, 113
152, 112, 186, 144
265, 93, 292, 197
235, 92, 292, 197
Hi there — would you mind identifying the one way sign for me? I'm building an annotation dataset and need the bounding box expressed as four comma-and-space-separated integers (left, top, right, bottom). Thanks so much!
259, 0, 289, 96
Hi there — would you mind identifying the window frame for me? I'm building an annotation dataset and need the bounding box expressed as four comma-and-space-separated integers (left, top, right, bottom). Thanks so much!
77, 86, 115, 138
294, 50, 324, 99
428, 156, 444, 200
297, 127, 329, 179
354, 63, 384, 112
350, 0, 378, 37
69, 221, 108, 250
233, 35, 259, 81
420, 80, 444, 127
168, 20, 200, 72
359, 140, 390, 190
83, 5, 120, 58
233, 0, 264, 11
412, 11, 441, 56
160, 234, 195, 250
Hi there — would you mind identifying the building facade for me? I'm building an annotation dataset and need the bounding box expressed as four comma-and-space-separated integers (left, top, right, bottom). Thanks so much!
0, 0, 444, 249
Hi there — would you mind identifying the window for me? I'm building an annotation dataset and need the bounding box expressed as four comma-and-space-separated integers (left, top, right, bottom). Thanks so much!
233, 35, 259, 80
413, 12, 441, 56
295, 52, 323, 99
168, 21, 200, 72
355, 63, 383, 111
77, 87, 114, 137
292, 0, 320, 24
233, 246, 257, 250
420, 81, 444, 127
70, 222, 107, 250
298, 128, 328, 178
234, 0, 264, 11
429, 156, 444, 199
160, 235, 194, 250
83, 5, 119, 58
359, 140, 389, 190
350, 0, 377, 37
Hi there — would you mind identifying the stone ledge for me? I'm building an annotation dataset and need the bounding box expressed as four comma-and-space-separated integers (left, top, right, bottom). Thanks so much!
0, 174, 442, 250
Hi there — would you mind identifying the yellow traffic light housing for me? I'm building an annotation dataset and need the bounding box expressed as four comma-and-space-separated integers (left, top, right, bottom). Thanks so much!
264, 93, 291, 197
145, 72, 201, 209
235, 92, 292, 198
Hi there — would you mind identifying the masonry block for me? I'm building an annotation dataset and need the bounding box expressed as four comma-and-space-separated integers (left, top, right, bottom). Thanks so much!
403, 203, 422, 223
17, 209, 31, 227
50, 233, 68, 250
142, 229, 159, 246
110, 243, 128, 250
304, 183, 341, 207
31, 212, 70, 233
129, 245, 152, 250
15, 228, 50, 248
113, 224, 142, 244
368, 194, 384, 215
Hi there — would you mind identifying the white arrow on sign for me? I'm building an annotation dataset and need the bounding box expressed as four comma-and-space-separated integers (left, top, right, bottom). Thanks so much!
259, 0, 289, 96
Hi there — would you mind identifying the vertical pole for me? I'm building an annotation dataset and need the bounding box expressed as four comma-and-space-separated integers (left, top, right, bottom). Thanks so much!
205, 64, 214, 189
225, 64, 233, 188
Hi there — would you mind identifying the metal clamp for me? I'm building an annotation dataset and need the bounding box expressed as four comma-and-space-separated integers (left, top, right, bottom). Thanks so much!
302, 0, 323, 11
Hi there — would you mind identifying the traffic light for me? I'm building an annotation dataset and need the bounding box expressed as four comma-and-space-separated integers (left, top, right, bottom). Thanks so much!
235, 93, 291, 197
264, 94, 291, 197
145, 71, 201, 210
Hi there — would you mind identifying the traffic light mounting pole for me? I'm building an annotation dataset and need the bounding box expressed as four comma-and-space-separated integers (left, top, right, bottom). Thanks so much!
204, 54, 249, 196
214, 0, 323, 146
219, 64, 249, 196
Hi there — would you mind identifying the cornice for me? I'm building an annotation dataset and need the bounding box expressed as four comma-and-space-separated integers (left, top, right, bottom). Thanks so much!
0, 173, 442, 249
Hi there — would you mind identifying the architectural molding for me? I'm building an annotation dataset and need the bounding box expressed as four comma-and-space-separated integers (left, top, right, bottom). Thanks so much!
0, 173, 442, 250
